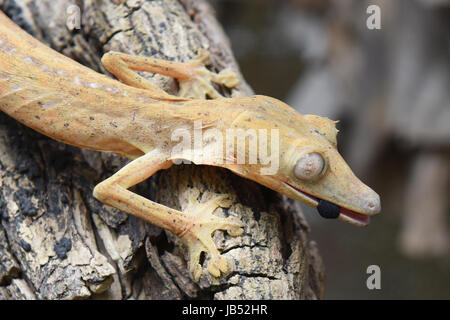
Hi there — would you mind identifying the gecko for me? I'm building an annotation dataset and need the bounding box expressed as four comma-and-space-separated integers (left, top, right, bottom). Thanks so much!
0, 11, 380, 281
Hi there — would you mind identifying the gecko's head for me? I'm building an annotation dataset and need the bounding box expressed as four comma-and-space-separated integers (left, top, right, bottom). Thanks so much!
227, 96, 381, 226
278, 114, 380, 226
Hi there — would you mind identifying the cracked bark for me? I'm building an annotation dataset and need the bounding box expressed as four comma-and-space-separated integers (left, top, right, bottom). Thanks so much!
0, 0, 324, 299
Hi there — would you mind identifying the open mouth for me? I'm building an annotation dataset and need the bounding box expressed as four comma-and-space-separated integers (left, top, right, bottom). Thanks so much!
283, 182, 370, 226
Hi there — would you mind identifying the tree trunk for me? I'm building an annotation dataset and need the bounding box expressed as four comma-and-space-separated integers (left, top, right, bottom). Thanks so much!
0, 0, 324, 299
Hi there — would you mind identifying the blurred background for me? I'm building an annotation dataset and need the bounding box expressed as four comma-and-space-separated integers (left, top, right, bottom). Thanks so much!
212, 0, 450, 299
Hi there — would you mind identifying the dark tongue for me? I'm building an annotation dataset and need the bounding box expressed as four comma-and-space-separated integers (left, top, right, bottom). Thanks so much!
317, 199, 340, 219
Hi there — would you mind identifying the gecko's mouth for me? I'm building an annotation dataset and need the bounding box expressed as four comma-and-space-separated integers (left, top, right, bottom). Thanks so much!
283, 182, 370, 227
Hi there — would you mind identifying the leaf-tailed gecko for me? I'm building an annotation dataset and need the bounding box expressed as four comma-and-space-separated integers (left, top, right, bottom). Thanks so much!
0, 11, 380, 281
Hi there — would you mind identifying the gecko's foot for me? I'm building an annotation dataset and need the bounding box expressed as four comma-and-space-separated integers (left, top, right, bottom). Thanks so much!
179, 190, 243, 281
178, 49, 239, 99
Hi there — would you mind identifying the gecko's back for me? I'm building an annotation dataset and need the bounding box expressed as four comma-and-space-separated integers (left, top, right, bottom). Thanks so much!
0, 11, 165, 158
0, 11, 270, 160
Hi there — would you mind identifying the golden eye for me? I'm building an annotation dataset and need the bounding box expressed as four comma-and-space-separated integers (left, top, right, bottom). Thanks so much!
294, 152, 325, 181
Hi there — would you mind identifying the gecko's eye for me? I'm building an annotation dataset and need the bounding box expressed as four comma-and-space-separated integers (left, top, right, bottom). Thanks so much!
294, 152, 326, 181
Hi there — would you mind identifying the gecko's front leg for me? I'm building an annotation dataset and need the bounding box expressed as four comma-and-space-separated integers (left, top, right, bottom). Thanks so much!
93, 149, 243, 281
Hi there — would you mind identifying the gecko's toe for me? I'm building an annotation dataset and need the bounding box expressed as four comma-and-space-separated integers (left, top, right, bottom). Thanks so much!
216, 195, 234, 208
216, 69, 239, 88
193, 48, 211, 65
226, 217, 244, 237
192, 262, 203, 282
208, 256, 228, 278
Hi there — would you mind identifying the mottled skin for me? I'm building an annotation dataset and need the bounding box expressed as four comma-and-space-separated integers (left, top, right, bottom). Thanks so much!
0, 12, 380, 280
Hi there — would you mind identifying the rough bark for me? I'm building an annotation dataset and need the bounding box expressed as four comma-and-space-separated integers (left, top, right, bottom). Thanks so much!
0, 0, 324, 299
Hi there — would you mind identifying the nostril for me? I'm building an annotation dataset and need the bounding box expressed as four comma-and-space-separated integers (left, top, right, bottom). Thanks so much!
366, 194, 381, 214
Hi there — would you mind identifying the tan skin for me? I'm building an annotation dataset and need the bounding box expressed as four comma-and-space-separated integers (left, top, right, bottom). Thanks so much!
0, 12, 380, 281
